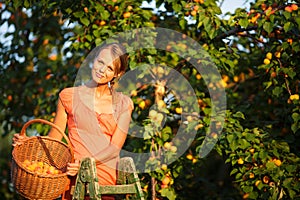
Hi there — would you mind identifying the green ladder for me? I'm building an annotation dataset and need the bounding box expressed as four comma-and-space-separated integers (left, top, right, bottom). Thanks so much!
71, 157, 144, 200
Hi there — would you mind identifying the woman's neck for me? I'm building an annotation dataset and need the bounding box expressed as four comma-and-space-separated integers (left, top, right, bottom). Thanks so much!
85, 81, 112, 98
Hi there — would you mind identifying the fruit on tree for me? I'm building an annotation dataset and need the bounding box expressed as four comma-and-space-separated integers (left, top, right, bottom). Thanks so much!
157, 99, 166, 108
175, 107, 182, 114
285, 6, 293, 12
255, 180, 261, 187
290, 94, 299, 101
266, 52, 272, 60
274, 159, 282, 166
161, 164, 167, 171
138, 100, 146, 109
170, 146, 177, 153
263, 58, 271, 65
291, 4, 298, 11
123, 12, 131, 18
162, 176, 171, 185
130, 90, 137, 97
163, 142, 172, 149
237, 158, 244, 165
127, 5, 133, 11
274, 51, 281, 58
191, 10, 197, 16
99, 20, 106, 26
263, 175, 270, 183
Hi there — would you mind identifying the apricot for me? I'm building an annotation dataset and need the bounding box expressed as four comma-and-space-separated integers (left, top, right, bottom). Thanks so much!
162, 176, 171, 185
237, 158, 244, 165
123, 12, 131, 18
291, 4, 298, 11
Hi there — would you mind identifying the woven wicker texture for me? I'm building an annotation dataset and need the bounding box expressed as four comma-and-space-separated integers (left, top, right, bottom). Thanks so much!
11, 119, 73, 200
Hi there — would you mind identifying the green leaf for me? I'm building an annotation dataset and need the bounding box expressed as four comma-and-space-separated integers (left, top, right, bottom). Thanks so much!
272, 86, 283, 97
286, 165, 297, 173
172, 3, 182, 13
229, 139, 238, 151
233, 111, 245, 119
283, 178, 292, 187
263, 22, 273, 34
101, 10, 110, 20
249, 191, 259, 199
230, 168, 238, 176
85, 35, 93, 42
179, 19, 186, 29
264, 81, 273, 90
295, 16, 300, 27
93, 30, 101, 38
239, 139, 251, 149
292, 113, 299, 122
197, 14, 205, 28
227, 134, 234, 143
281, 67, 296, 79
283, 22, 292, 32
235, 172, 242, 179
95, 38, 102, 46
266, 161, 276, 170
291, 123, 299, 133
80, 18, 90, 27
24, 0, 30, 7
258, 150, 268, 161
242, 185, 253, 193
288, 189, 297, 199
283, 11, 291, 20
208, 28, 216, 39
73, 11, 84, 18
239, 18, 249, 28
203, 16, 211, 32
161, 188, 177, 200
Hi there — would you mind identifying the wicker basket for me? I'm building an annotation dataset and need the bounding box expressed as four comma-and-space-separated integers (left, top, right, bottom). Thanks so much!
11, 119, 74, 200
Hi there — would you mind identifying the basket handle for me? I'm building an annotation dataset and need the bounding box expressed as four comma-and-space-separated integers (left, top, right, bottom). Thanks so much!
20, 118, 74, 161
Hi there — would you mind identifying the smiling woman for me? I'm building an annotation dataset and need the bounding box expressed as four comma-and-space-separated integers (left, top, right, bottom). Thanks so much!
90, 44, 126, 88
12, 43, 134, 200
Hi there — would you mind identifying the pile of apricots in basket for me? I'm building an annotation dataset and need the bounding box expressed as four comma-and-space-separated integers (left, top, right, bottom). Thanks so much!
21, 159, 62, 175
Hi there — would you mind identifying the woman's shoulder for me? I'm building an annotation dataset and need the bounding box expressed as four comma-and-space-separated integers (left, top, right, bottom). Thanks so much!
116, 92, 134, 111
59, 86, 85, 96
60, 87, 75, 95
59, 86, 79, 104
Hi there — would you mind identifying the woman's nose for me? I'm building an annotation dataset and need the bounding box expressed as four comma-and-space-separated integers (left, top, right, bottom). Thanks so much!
99, 65, 107, 73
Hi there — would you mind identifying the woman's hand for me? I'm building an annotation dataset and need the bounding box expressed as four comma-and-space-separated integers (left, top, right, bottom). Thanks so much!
66, 160, 80, 176
12, 134, 27, 147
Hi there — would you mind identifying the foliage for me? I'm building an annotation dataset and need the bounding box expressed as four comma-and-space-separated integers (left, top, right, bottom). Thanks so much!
0, 0, 299, 199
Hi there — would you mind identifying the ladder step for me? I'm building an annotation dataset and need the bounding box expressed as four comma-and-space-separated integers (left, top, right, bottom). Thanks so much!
98, 184, 137, 194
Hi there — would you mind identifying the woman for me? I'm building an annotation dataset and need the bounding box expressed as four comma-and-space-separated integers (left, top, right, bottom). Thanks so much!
13, 43, 133, 199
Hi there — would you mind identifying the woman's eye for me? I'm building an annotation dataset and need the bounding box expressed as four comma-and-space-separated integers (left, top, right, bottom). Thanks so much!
108, 66, 113, 71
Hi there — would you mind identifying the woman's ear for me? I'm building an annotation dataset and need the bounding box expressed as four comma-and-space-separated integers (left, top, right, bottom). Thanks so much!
115, 73, 122, 78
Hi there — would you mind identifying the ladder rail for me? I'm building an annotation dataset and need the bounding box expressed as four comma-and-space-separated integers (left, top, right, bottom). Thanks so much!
71, 157, 144, 200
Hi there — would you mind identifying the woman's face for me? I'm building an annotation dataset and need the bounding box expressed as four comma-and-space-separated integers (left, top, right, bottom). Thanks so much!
91, 48, 118, 84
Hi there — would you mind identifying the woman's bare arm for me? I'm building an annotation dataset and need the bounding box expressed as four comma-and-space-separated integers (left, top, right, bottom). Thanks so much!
93, 108, 133, 163
12, 98, 67, 146
48, 98, 67, 140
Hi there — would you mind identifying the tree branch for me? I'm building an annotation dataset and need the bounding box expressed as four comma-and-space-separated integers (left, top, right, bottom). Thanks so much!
215, 26, 258, 40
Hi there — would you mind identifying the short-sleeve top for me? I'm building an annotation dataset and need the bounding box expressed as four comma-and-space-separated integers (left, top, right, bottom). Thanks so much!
59, 85, 133, 185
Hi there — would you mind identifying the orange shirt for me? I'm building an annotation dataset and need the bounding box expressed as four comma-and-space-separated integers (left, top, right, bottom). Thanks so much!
59, 86, 133, 185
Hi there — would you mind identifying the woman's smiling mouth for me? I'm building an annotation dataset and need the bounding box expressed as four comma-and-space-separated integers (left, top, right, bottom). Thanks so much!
95, 72, 103, 79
